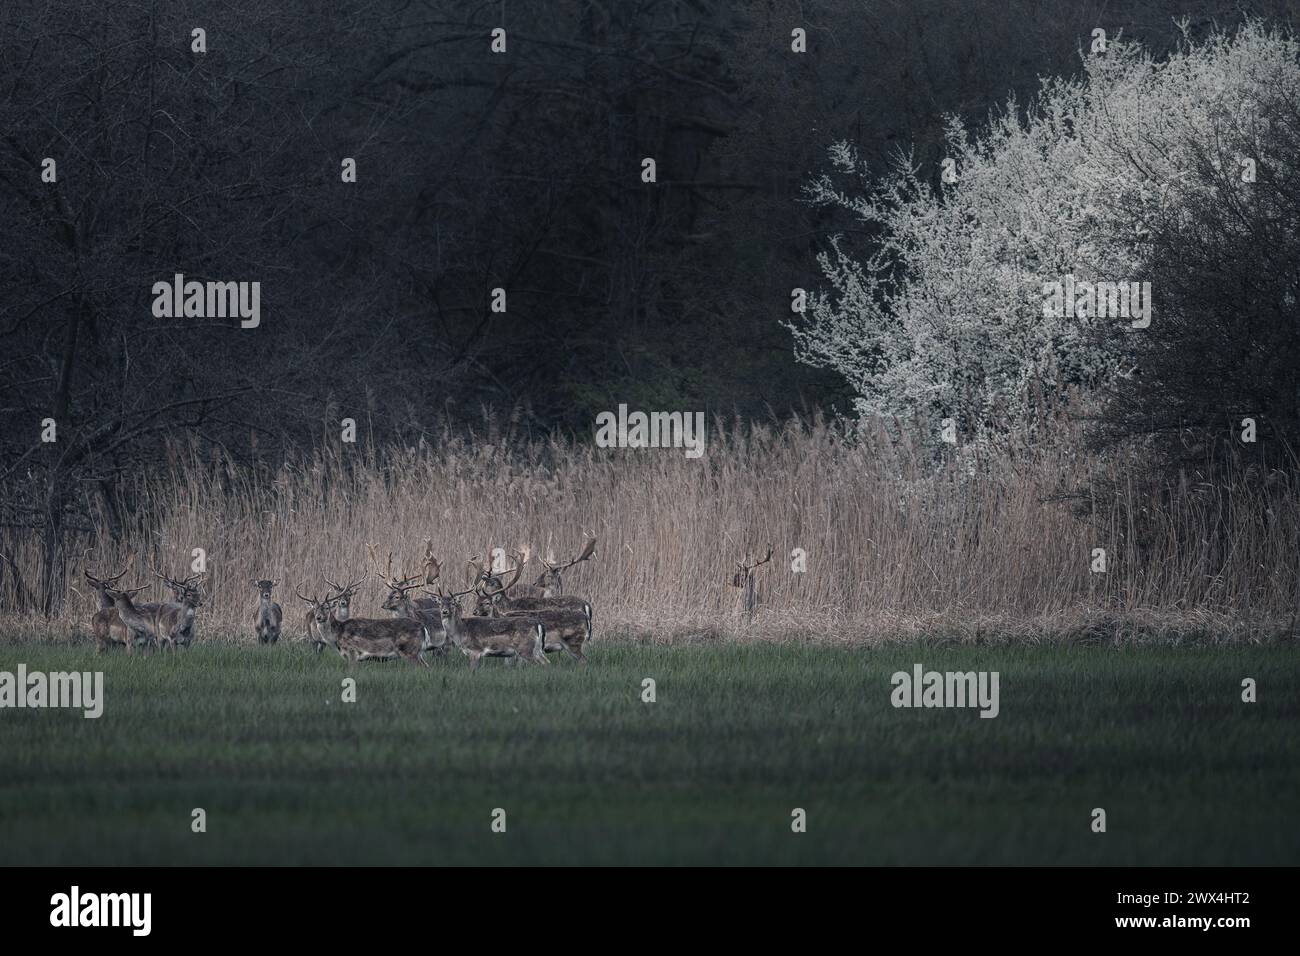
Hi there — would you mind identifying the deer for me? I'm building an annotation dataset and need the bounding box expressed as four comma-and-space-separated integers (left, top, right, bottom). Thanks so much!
380, 582, 449, 659
105, 581, 196, 654
300, 583, 438, 667
471, 551, 591, 662
473, 547, 593, 622
154, 568, 204, 650
302, 594, 340, 659
473, 593, 590, 662
84, 553, 182, 654
433, 582, 548, 671
732, 544, 773, 621
536, 533, 597, 597
303, 574, 362, 654
253, 579, 283, 644
83, 562, 133, 654
475, 534, 596, 599
370, 541, 442, 617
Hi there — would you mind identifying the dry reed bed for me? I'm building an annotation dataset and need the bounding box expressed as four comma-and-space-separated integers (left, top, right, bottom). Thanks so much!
2, 417, 1297, 644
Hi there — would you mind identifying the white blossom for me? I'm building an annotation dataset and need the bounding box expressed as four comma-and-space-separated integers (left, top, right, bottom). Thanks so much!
789, 22, 1300, 446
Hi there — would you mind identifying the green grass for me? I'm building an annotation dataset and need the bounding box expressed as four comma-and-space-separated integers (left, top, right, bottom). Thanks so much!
0, 640, 1296, 865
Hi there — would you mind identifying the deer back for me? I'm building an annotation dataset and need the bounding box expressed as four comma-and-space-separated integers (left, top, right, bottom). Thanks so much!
337, 615, 425, 652
501, 594, 590, 615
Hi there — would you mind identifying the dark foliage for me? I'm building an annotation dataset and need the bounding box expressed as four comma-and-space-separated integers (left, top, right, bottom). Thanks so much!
1087, 86, 1300, 479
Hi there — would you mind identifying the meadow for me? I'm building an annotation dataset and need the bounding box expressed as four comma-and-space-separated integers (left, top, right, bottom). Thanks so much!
1, 639, 1296, 866
2, 417, 1297, 865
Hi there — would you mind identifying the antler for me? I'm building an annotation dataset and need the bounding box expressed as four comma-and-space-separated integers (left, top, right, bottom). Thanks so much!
423, 539, 441, 584
480, 551, 524, 597
543, 532, 597, 572
442, 571, 479, 600
152, 560, 201, 589
153, 565, 183, 589
106, 584, 148, 599
467, 555, 492, 588
84, 560, 129, 587
467, 556, 488, 587
325, 574, 366, 598
737, 544, 774, 573
366, 543, 399, 585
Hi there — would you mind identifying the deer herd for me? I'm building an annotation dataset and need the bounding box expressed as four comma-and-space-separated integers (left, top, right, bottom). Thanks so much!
81, 535, 598, 672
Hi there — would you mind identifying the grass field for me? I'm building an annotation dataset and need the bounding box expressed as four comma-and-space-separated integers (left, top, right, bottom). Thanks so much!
0, 639, 1297, 866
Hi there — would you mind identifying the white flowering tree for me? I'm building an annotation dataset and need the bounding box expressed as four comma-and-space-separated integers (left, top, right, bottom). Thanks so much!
789, 21, 1300, 446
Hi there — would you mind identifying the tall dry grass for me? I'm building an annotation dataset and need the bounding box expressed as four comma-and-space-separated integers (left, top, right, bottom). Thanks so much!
3, 412, 1298, 645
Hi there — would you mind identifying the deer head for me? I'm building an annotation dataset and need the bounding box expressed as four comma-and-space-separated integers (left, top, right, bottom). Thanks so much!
84, 559, 130, 606
370, 542, 438, 608
731, 545, 773, 588
537, 532, 597, 593
155, 566, 203, 605
297, 588, 336, 628
476, 550, 524, 604
103, 584, 149, 610
324, 574, 365, 620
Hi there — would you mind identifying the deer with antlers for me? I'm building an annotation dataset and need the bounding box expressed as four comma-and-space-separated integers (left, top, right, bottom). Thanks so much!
476, 534, 596, 599
372, 553, 449, 658
536, 533, 596, 597
104, 574, 202, 654
472, 551, 592, 662
433, 575, 549, 671
301, 574, 362, 654
84, 558, 127, 652
154, 568, 204, 650
473, 538, 595, 619
252, 579, 283, 645
732, 544, 773, 621
301, 579, 440, 667
369, 542, 441, 615
83, 560, 143, 654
